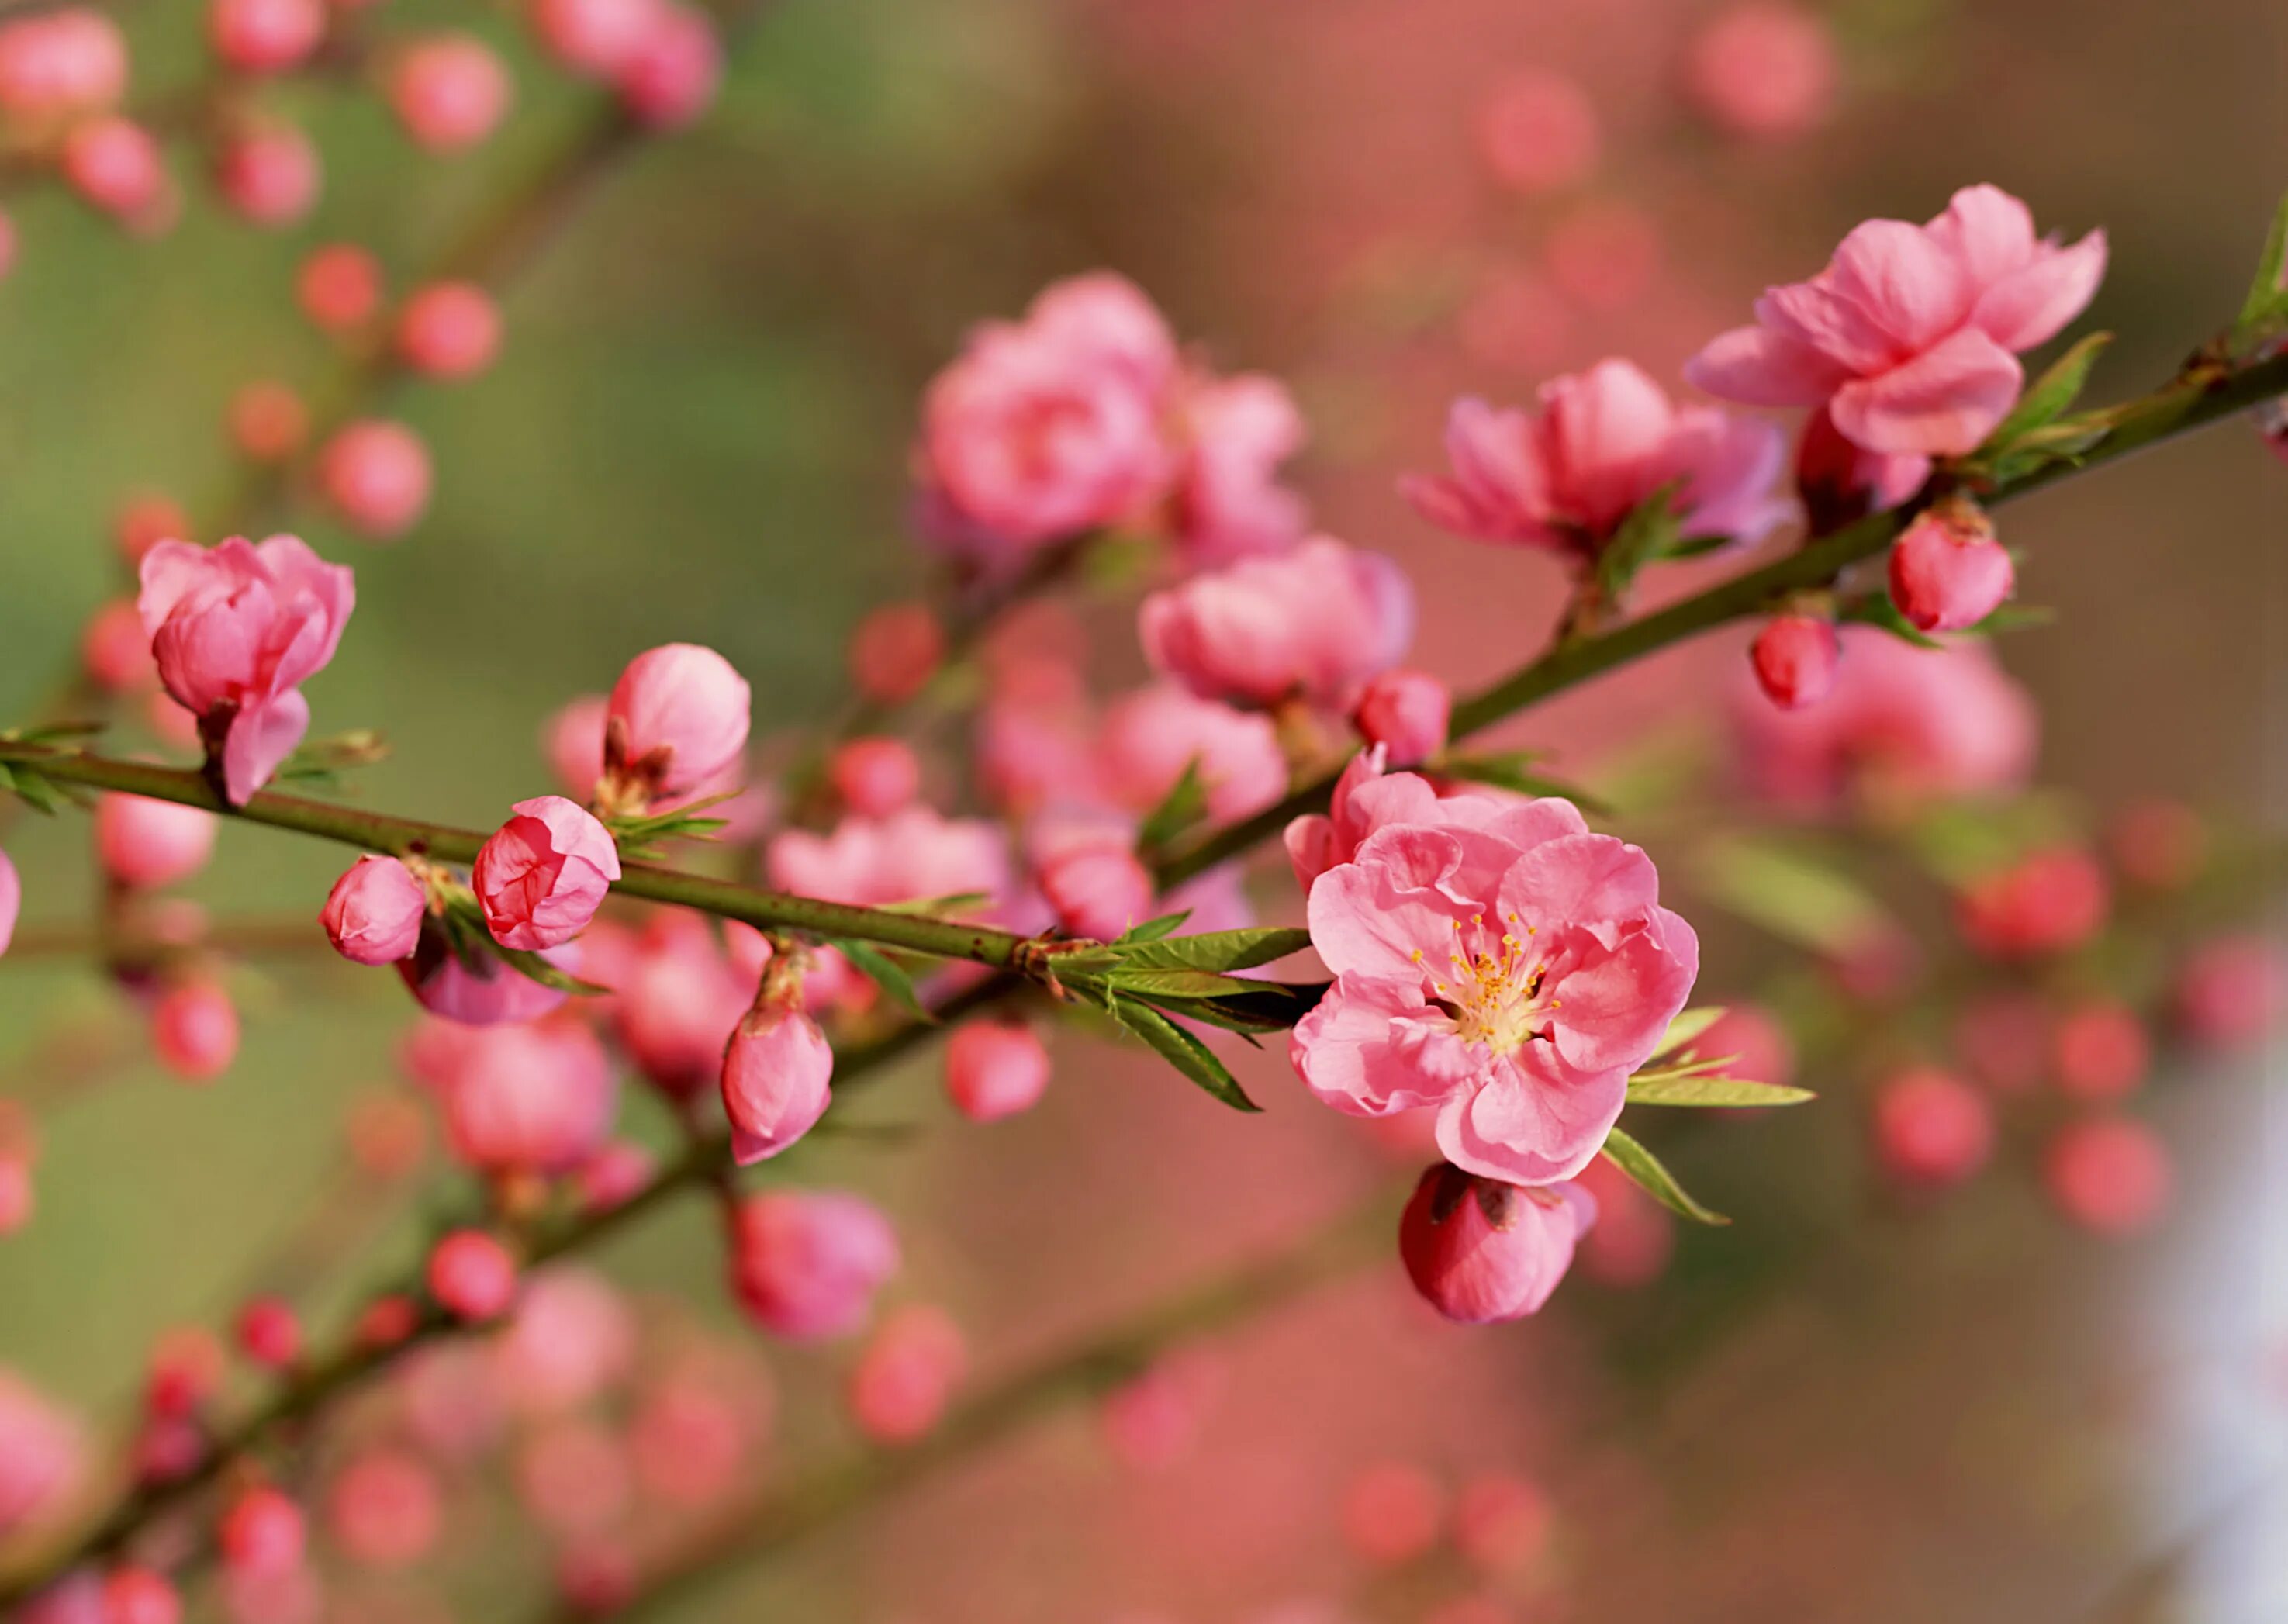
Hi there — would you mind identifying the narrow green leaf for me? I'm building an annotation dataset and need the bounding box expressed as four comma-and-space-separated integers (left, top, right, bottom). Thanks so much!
1625, 1075, 1814, 1107
18, 720, 109, 743
1115, 910, 1193, 945
3, 766, 65, 815
2236, 188, 2288, 336
1837, 590, 1945, 649
492, 945, 611, 997
1072, 926, 1313, 976
824, 938, 934, 1022
1646, 1007, 1728, 1063
1595, 479, 1685, 597
1601, 1128, 1729, 1225
1112, 997, 1260, 1111
1138, 758, 1209, 852
1159, 980, 1329, 1033
1986, 332, 2111, 448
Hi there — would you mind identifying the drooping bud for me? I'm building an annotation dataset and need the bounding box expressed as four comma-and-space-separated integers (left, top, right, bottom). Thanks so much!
1887, 499, 2013, 632
719, 958, 832, 1166
1748, 613, 1840, 710
473, 796, 621, 950
1397, 1163, 1596, 1324
320, 855, 427, 966
1351, 667, 1450, 766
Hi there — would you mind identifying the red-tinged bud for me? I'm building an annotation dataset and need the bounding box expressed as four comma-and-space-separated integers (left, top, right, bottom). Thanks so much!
101, 1568, 181, 1624
395, 280, 501, 380
95, 793, 217, 890
1339, 1460, 1443, 1565
80, 599, 149, 692
150, 982, 239, 1083
1398, 1163, 1595, 1324
942, 1017, 1050, 1123
320, 420, 432, 539
354, 1294, 420, 1350
1749, 613, 1840, 710
847, 601, 944, 704
828, 736, 921, 817
727, 1190, 898, 1341
1352, 667, 1450, 766
326, 1449, 440, 1570
1872, 1066, 1992, 1187
1038, 842, 1153, 942
614, 2, 719, 130
296, 243, 382, 334
1956, 845, 2109, 959
530, 0, 665, 78
1570, 1155, 1674, 1287
603, 643, 752, 803
389, 34, 512, 154
217, 1484, 304, 1579
0, 849, 13, 962
2043, 1115, 2172, 1237
234, 1297, 302, 1369
472, 796, 620, 950
213, 121, 320, 227
719, 972, 832, 1166
2173, 934, 2288, 1051
115, 494, 192, 565
321, 855, 427, 966
1687, 1, 1838, 140
1888, 500, 2013, 632
2107, 798, 2206, 891
144, 1327, 223, 1418
61, 117, 166, 223
209, 0, 325, 74
228, 381, 307, 462
427, 1229, 519, 1322
845, 1304, 965, 1445
2050, 1000, 2149, 1103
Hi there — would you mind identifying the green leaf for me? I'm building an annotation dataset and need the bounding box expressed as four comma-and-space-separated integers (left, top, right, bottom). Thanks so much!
14, 720, 109, 743
1837, 589, 1944, 650
1692, 837, 1895, 957
1601, 1128, 1729, 1225
1153, 980, 1329, 1033
1111, 997, 1260, 1111
1595, 480, 1685, 598
1646, 1007, 1728, 1063
823, 938, 933, 1022
492, 945, 611, 997
0, 764, 67, 815
1958, 602, 2056, 638
603, 791, 737, 856
1438, 752, 1612, 814
1137, 758, 1209, 852
1115, 910, 1193, 945
1984, 332, 2111, 449
1071, 926, 1313, 976
1626, 1074, 1814, 1107
2236, 188, 2288, 340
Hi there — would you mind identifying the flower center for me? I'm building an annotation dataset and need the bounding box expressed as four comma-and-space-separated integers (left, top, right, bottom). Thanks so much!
1415, 912, 1558, 1056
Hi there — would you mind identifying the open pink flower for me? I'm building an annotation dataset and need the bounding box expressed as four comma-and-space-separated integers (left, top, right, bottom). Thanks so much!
136, 534, 354, 804
1168, 371, 1308, 567
1291, 784, 1698, 1185
1687, 184, 2107, 456
1099, 684, 1287, 825
436, 1019, 618, 1175
1139, 535, 1414, 710
916, 272, 1177, 565
1403, 359, 1791, 555
1284, 745, 1520, 890
474, 796, 621, 951
766, 806, 1008, 910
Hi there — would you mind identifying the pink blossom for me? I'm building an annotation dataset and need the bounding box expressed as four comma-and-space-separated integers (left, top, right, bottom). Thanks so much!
0, 1369, 82, 1535
60, 116, 166, 223
1037, 836, 1155, 942
389, 34, 512, 153
1730, 627, 2036, 807
395, 281, 501, 380
1686, 2, 1837, 140
847, 601, 944, 703
102, 1571, 179, 1624
150, 981, 239, 1081
1291, 784, 1699, 1185
1402, 361, 1791, 558
137, 534, 354, 805
767, 805, 1008, 910
94, 793, 217, 890
80, 598, 150, 691
515, 1419, 630, 1536
398, 933, 574, 1025
605, 643, 751, 802
829, 736, 921, 817
1168, 371, 1309, 566
1956, 846, 2108, 959
0, 9, 128, 123
1692, 1004, 1795, 1090
1872, 1066, 1992, 1186
209, 0, 324, 74
474, 796, 621, 951
296, 243, 382, 333
0, 850, 14, 959
319, 420, 432, 539
1398, 1165, 1596, 1324
541, 693, 608, 797
1139, 535, 1415, 710
2042, 1115, 2172, 1236
1101, 683, 1287, 825
213, 122, 321, 227
942, 1018, 1051, 1122
437, 1018, 617, 1173
1453, 1471, 1554, 1579
320, 855, 426, 965
1687, 184, 2107, 456
613, 3, 719, 129
229, 380, 307, 462
916, 273, 1177, 562
428, 1230, 519, 1321
721, 998, 833, 1165
530, 0, 664, 76
611, 914, 751, 1098
233, 1297, 301, 1369
2051, 1000, 2149, 1103
728, 1190, 900, 1341
1795, 404, 1929, 529
1748, 614, 1839, 710
1353, 669, 1450, 766
2108, 799, 2207, 892
218, 1485, 305, 1579
1282, 745, 1522, 894
846, 1304, 966, 1445
1889, 502, 2013, 631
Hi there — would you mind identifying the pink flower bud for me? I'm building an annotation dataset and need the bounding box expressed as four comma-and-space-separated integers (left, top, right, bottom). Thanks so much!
209, 0, 325, 74
217, 1484, 304, 1578
229, 380, 307, 461
395, 280, 500, 380
576, 1139, 654, 1211
61, 116, 165, 223
474, 796, 621, 950
116, 494, 191, 565
234, 1297, 301, 1368
847, 602, 944, 703
0, 1152, 30, 1235
0, 9, 129, 124
92, 794, 217, 890
0, 1369, 82, 1536
541, 693, 607, 798
438, 1019, 617, 1173
1100, 685, 1286, 824
2050, 1000, 2148, 1103
2042, 1115, 2172, 1237
1474, 69, 1598, 195
80, 598, 149, 691
530, 0, 664, 76
828, 737, 920, 817
613, 2, 719, 129
296, 243, 382, 334
138, 534, 354, 804
846, 1304, 965, 1445
0, 849, 18, 959
320, 419, 431, 539
352, 1296, 419, 1352
1887, 503, 2013, 632
1872, 1066, 1992, 1187
1038, 842, 1153, 942
1340, 1460, 1443, 1564
493, 1266, 636, 1415
2173, 934, 2288, 1051
728, 1190, 899, 1341
213, 121, 320, 226
720, 997, 833, 1166
397, 929, 573, 1025
1748, 614, 1839, 710
388, 34, 512, 153
326, 1450, 439, 1570
320, 855, 426, 965
1139, 536, 1415, 710
1398, 1163, 1596, 1324
150, 981, 239, 1083
428, 1229, 518, 1321
942, 1018, 1049, 1122
1686, 2, 1837, 140
1352, 668, 1450, 765
144, 1327, 223, 1418
1795, 406, 1928, 530
1956, 846, 2108, 959
605, 643, 752, 800
99, 1569, 180, 1624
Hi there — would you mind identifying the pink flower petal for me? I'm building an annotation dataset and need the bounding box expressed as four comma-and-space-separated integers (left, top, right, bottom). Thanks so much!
1828, 326, 2023, 456
1684, 323, 1851, 407
1970, 229, 2107, 353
